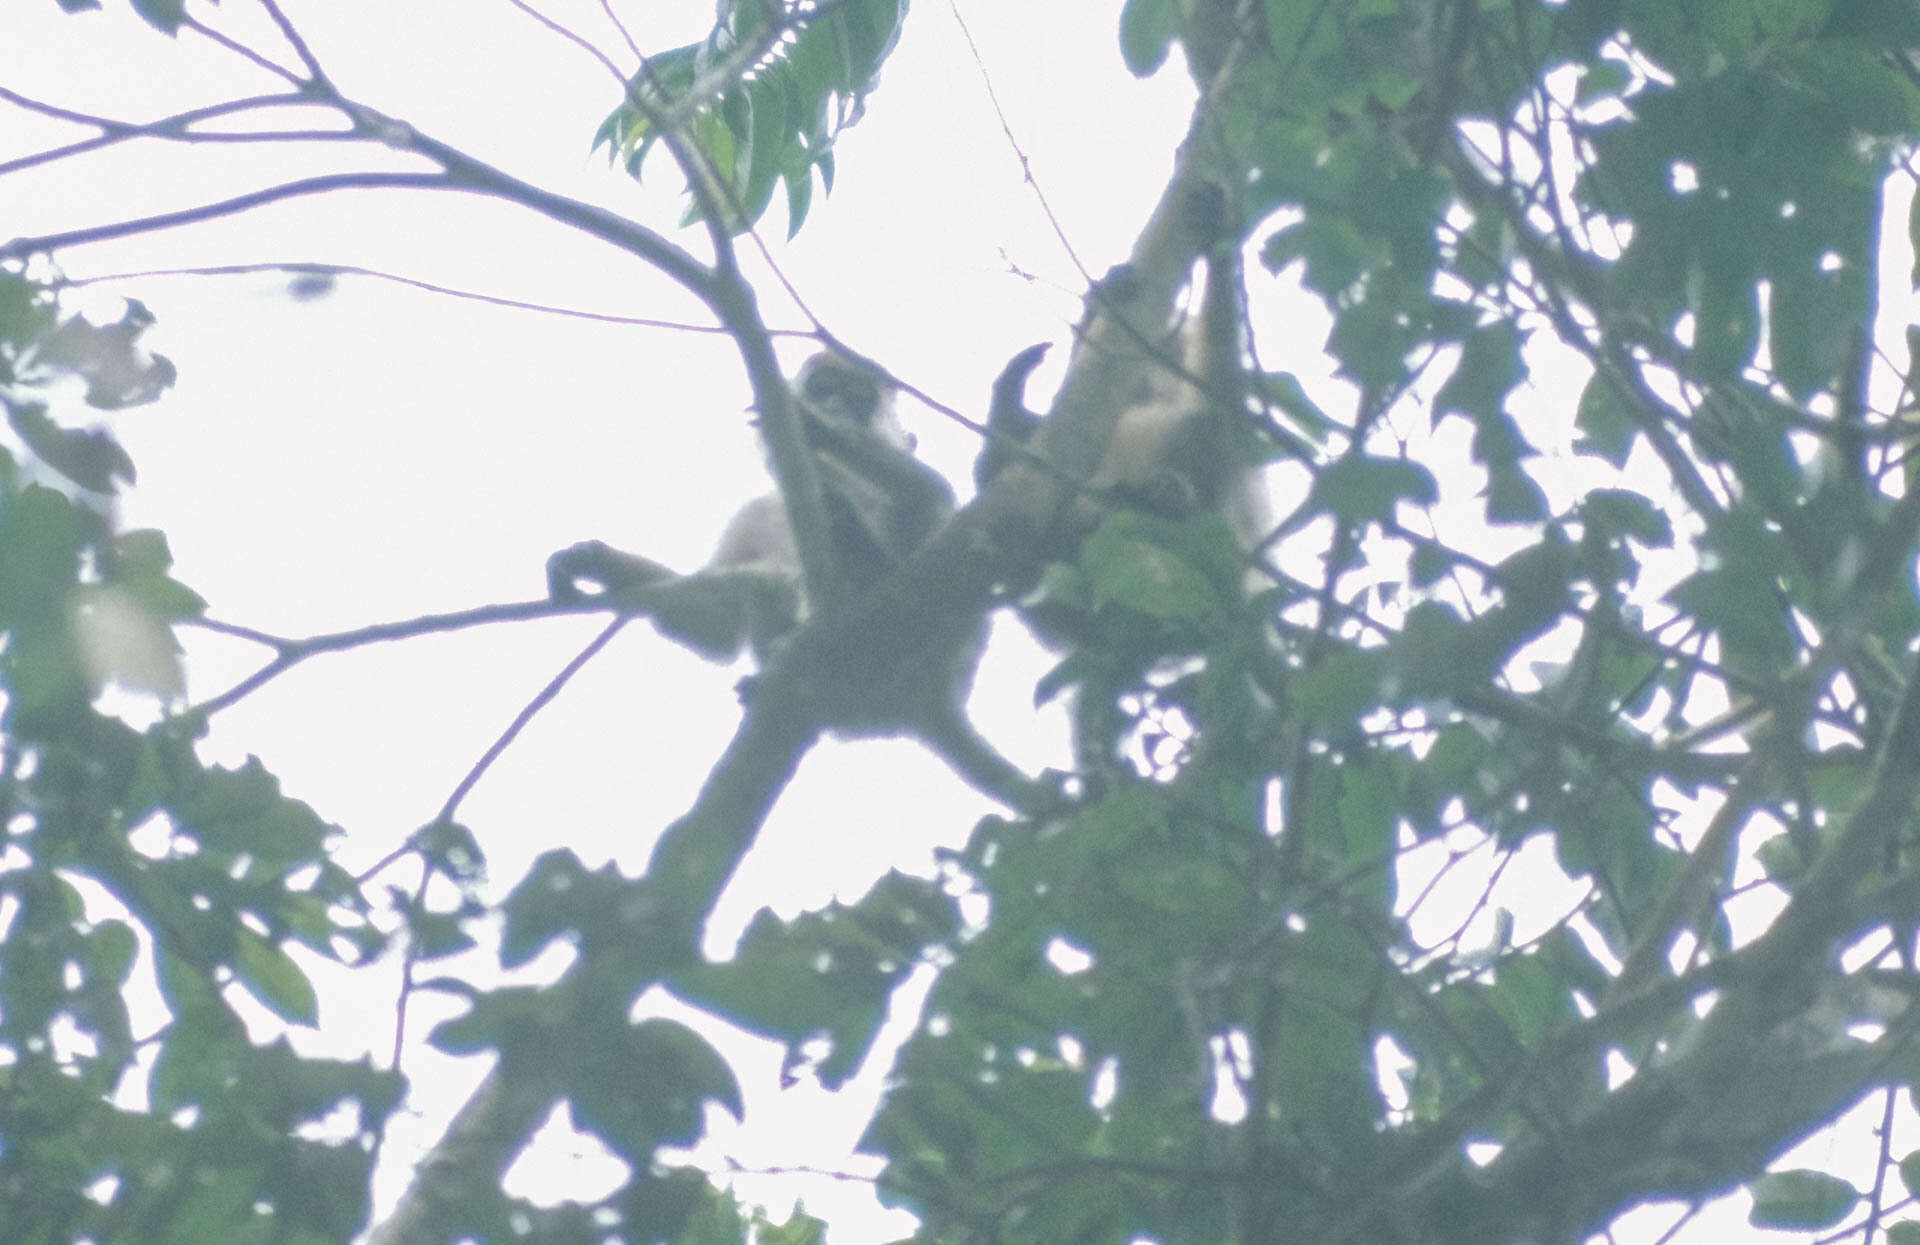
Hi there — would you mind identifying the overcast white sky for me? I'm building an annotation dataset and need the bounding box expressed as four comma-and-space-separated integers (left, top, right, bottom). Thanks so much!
5, 2, 1916, 1240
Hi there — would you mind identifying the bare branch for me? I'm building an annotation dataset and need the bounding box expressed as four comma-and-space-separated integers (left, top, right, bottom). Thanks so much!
0, 84, 148, 129
596, 0, 644, 64
947, 0, 1092, 287
368, 112, 721, 304
255, 0, 331, 85
436, 617, 628, 826
186, 596, 596, 718
353, 617, 632, 886
183, 14, 305, 86
0, 89, 319, 177
59, 261, 740, 333
507, 0, 624, 81
0, 172, 453, 261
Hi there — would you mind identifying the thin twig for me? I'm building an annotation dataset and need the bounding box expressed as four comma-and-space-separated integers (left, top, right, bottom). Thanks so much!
58, 262, 741, 333
353, 615, 628, 885
438, 616, 628, 824
946, 1, 1091, 286
186, 597, 595, 718
0, 84, 164, 129
388, 861, 433, 1069
596, 0, 643, 64
508, 0, 625, 81
255, 0, 330, 85
1, 172, 454, 261
183, 15, 304, 86
0, 90, 318, 178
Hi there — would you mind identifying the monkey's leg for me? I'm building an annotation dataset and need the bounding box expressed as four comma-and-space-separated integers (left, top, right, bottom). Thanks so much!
913, 704, 1065, 817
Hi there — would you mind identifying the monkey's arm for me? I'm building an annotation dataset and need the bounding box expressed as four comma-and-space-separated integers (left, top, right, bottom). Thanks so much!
974, 342, 1052, 492
801, 413, 960, 577
803, 409, 956, 519
545, 533, 800, 663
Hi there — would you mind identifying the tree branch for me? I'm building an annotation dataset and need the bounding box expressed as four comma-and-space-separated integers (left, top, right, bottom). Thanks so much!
0, 172, 453, 261
0, 89, 318, 177
57, 261, 738, 332
255, 0, 331, 87
186, 597, 597, 718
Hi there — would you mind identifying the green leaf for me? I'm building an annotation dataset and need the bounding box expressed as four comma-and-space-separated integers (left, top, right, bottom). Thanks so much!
1288, 643, 1390, 726
1581, 489, 1674, 548
5, 399, 136, 493
594, 0, 904, 233
1485, 463, 1548, 523
1434, 321, 1526, 430
130, 0, 186, 33
1334, 764, 1397, 904
1485, 954, 1567, 1046
1574, 373, 1637, 467
1772, 262, 1865, 401
1261, 370, 1340, 447
88, 918, 139, 986
172, 760, 333, 858
1308, 454, 1438, 526
676, 871, 957, 1091
1082, 519, 1226, 622
231, 928, 319, 1026
424, 983, 540, 1056
1748, 1169, 1858, 1230
1118, 0, 1179, 76
568, 1018, 742, 1157
36, 297, 177, 408
1667, 515, 1795, 676
1755, 833, 1808, 884
501, 849, 591, 968
1410, 539, 1452, 588
755, 1202, 830, 1244
1692, 261, 1759, 378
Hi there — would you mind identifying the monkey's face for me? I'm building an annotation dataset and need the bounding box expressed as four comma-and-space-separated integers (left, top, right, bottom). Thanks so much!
800, 359, 883, 425
795, 352, 911, 452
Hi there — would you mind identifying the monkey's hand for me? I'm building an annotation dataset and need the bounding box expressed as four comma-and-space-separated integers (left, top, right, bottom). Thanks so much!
545, 539, 675, 603
548, 540, 798, 665
974, 341, 1051, 492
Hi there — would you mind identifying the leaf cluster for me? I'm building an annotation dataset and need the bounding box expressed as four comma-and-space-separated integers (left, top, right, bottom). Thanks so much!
15, 0, 1920, 1241
0, 275, 395, 1244
593, 0, 909, 234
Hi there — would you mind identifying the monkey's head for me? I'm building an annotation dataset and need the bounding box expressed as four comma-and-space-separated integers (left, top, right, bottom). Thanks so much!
794, 351, 910, 451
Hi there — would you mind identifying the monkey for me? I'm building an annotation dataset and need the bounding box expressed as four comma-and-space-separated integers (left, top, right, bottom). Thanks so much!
977, 252, 1275, 581
547, 349, 1048, 810
973, 248, 1283, 787
548, 351, 951, 658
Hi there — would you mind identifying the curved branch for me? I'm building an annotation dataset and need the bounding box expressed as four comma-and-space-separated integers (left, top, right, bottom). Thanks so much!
0, 172, 452, 261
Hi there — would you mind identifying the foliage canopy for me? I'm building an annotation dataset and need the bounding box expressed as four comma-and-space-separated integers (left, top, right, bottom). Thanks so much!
7, 0, 1920, 1241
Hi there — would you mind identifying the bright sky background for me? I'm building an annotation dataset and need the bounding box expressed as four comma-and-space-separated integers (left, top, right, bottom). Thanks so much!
5, 2, 1916, 1240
